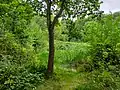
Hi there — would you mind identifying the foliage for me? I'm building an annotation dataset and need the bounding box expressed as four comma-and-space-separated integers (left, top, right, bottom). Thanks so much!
84, 14, 120, 45
0, 62, 45, 90
0, 1, 46, 90
92, 43, 120, 70
0, 0, 33, 44
0, 24, 45, 90
28, 0, 102, 19
0, 29, 46, 90
76, 70, 120, 90
26, 0, 103, 74
1, 0, 120, 89
62, 17, 92, 41
74, 13, 120, 90
54, 24, 69, 41
55, 41, 91, 62
27, 16, 48, 53
83, 14, 120, 71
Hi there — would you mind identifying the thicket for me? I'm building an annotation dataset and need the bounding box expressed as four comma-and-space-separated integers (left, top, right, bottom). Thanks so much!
0, 1, 46, 90
0, 0, 120, 89
75, 14, 120, 89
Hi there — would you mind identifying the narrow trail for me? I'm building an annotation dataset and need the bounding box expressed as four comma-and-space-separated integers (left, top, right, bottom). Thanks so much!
37, 68, 86, 90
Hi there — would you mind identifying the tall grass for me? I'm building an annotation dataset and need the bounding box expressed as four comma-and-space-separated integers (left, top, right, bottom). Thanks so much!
37, 41, 91, 70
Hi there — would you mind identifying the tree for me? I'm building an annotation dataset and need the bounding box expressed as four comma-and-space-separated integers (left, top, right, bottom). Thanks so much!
0, 0, 34, 64
27, 0, 103, 75
0, 0, 33, 45
113, 11, 120, 18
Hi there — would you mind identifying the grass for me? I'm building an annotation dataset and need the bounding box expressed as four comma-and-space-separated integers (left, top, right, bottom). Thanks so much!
38, 41, 91, 67
36, 41, 90, 90
35, 41, 120, 90
36, 68, 86, 90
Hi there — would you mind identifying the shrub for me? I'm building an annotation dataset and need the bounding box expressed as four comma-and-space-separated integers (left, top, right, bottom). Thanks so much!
76, 70, 120, 90
0, 61, 45, 90
0, 2, 46, 90
92, 43, 120, 70
0, 31, 45, 90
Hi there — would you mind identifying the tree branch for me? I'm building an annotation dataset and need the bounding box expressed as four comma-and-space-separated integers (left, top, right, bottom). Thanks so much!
46, 0, 52, 29
51, 0, 65, 29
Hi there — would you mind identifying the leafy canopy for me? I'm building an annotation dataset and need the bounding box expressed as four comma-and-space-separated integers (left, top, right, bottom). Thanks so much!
27, 0, 103, 19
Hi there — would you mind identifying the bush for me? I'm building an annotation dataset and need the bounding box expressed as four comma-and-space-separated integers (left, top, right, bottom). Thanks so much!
0, 32, 35, 65
0, 2, 46, 90
0, 30, 45, 90
55, 41, 91, 64
0, 62, 45, 90
82, 14, 120, 75
92, 43, 120, 70
76, 70, 120, 90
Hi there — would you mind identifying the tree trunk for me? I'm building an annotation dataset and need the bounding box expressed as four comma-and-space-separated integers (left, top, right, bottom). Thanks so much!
46, 0, 65, 76
47, 26, 54, 75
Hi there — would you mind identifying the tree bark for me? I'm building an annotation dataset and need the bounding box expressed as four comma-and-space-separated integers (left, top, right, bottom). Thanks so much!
46, 0, 65, 75
46, 0, 54, 75
47, 27, 54, 75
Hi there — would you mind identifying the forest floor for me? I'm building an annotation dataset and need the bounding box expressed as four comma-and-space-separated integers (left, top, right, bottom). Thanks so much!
36, 42, 90, 90
36, 68, 86, 90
